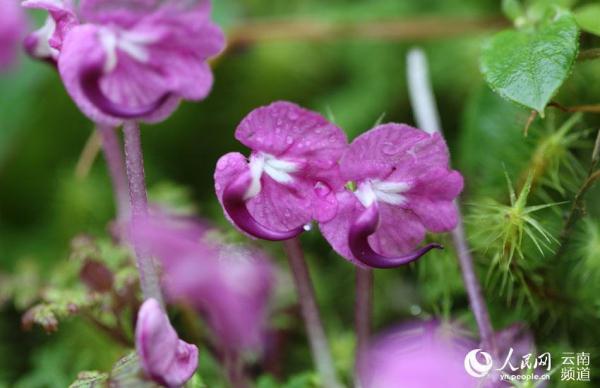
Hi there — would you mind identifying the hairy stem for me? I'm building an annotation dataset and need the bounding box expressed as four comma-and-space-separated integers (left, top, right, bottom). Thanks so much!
354, 268, 372, 383
282, 238, 341, 388
98, 125, 130, 221
123, 121, 164, 307
406, 48, 496, 354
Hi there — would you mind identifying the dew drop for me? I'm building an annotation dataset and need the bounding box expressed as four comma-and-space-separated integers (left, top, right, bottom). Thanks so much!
314, 181, 331, 198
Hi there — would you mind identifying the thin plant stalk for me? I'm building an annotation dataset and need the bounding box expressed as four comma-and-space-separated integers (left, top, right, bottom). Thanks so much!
224, 352, 249, 388
354, 268, 372, 383
98, 125, 130, 221
123, 121, 164, 307
406, 48, 496, 354
282, 237, 341, 388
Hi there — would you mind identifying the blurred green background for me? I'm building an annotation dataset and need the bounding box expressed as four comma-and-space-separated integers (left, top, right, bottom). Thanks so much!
1, 0, 600, 387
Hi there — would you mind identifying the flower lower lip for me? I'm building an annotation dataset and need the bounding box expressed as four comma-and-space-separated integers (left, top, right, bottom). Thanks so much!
79, 61, 171, 119
348, 203, 442, 268
222, 172, 304, 241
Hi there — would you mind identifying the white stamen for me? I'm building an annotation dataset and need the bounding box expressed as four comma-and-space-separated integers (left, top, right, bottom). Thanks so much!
117, 38, 150, 63
99, 28, 153, 74
32, 17, 59, 59
245, 153, 299, 199
355, 180, 411, 207
99, 29, 118, 73
245, 155, 265, 200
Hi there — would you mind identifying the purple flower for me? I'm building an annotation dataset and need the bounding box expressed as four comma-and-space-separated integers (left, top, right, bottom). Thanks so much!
22, 0, 77, 63
136, 298, 199, 387
24, 0, 225, 125
319, 124, 463, 268
0, 0, 27, 70
358, 321, 478, 388
132, 215, 275, 354
214, 101, 348, 241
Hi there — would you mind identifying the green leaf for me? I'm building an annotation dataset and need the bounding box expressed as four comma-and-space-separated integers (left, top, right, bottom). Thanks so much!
574, 4, 600, 36
480, 10, 579, 115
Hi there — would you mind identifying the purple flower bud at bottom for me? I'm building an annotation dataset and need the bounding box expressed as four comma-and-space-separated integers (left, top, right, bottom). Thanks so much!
136, 298, 198, 387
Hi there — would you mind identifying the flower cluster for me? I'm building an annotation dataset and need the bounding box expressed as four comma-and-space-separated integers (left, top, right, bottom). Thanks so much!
214, 101, 464, 268
24, 0, 225, 125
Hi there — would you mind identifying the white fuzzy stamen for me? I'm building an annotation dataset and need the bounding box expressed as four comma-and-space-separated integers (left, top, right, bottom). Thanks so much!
32, 17, 59, 59
355, 180, 411, 207
245, 153, 299, 199
99, 28, 155, 73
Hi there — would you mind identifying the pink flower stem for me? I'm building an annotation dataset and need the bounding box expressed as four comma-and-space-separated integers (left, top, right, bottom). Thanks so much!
224, 352, 249, 388
282, 238, 341, 388
123, 121, 164, 307
406, 48, 496, 355
98, 125, 130, 221
354, 268, 372, 380
451, 218, 496, 353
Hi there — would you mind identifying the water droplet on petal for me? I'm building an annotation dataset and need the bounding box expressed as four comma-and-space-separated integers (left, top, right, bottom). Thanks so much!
314, 181, 332, 198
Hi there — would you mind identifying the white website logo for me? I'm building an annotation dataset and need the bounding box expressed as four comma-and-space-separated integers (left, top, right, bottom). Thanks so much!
464, 349, 493, 378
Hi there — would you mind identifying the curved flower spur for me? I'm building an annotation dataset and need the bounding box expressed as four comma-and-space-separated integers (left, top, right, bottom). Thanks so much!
214, 101, 348, 241
23, 0, 225, 125
319, 123, 464, 269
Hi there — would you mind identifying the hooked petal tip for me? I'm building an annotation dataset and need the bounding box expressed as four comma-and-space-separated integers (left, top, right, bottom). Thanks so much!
349, 204, 442, 269
136, 298, 198, 387
79, 61, 171, 119
222, 172, 304, 241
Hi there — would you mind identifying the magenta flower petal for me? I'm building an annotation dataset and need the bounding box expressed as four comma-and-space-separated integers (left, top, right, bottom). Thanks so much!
359, 321, 478, 388
0, 0, 27, 70
214, 102, 347, 239
215, 155, 305, 240
348, 203, 443, 269
22, 0, 78, 62
320, 124, 463, 267
136, 298, 198, 387
26, 0, 225, 124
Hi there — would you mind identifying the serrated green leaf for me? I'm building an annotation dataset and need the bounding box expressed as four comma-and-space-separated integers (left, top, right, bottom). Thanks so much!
480, 10, 579, 114
574, 4, 600, 36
